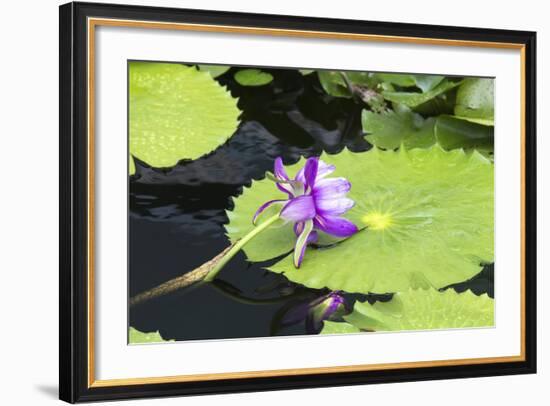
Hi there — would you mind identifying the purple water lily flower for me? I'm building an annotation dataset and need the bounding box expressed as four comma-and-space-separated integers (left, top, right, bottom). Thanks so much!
254, 156, 358, 268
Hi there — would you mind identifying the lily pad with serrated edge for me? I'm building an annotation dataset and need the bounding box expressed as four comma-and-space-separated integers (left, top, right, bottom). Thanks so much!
129, 62, 240, 175
344, 289, 494, 331
235, 146, 494, 294
129, 327, 174, 344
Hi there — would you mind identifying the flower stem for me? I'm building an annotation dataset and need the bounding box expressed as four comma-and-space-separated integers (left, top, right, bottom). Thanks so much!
129, 213, 281, 307
204, 213, 280, 282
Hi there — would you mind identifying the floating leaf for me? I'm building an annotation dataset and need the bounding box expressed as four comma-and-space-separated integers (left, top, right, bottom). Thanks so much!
321, 320, 361, 335
373, 73, 444, 93
317, 71, 351, 98
363, 107, 493, 153
382, 79, 460, 108
413, 75, 445, 92
373, 73, 416, 87
344, 289, 494, 331
129, 327, 174, 344
412, 91, 456, 116
345, 71, 377, 87
234, 69, 274, 86
299, 69, 315, 76
129, 62, 240, 175
318, 71, 378, 99
264, 147, 493, 294
197, 64, 230, 78
435, 115, 493, 151
454, 78, 494, 123
362, 105, 435, 149
453, 116, 494, 126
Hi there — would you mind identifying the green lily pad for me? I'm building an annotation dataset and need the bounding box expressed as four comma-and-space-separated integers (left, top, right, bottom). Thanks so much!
453, 116, 494, 126
265, 147, 494, 294
234, 69, 274, 86
129, 62, 240, 175
454, 78, 494, 123
344, 289, 494, 331
197, 64, 230, 78
362, 105, 436, 149
321, 321, 361, 335
129, 327, 174, 344
373, 73, 416, 87
318, 71, 379, 99
317, 71, 352, 98
362, 106, 493, 153
435, 115, 493, 151
382, 79, 460, 108
413, 75, 445, 92
373, 73, 444, 93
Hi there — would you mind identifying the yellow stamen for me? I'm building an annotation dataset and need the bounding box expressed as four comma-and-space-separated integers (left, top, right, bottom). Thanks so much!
362, 211, 393, 230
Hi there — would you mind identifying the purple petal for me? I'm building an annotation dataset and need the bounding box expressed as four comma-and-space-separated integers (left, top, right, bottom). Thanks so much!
294, 220, 314, 268
315, 197, 355, 216
307, 230, 318, 244
317, 293, 345, 323
316, 160, 335, 179
280, 195, 316, 222
312, 177, 351, 199
252, 199, 284, 224
272, 158, 295, 197
273, 157, 289, 181
303, 157, 319, 190
296, 158, 335, 185
314, 215, 358, 237
294, 224, 319, 243
294, 221, 304, 236
276, 182, 294, 198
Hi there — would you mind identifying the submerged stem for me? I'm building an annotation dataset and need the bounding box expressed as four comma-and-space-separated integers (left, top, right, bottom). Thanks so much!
129, 243, 235, 307
129, 213, 281, 307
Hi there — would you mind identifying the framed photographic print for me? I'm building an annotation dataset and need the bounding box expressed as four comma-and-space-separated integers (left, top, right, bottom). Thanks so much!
59, 1, 537, 403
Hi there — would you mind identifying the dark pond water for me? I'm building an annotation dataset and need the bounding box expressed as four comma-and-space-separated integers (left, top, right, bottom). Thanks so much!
128, 66, 493, 342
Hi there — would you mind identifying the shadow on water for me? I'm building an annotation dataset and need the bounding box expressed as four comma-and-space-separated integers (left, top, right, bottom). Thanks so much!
128, 66, 493, 342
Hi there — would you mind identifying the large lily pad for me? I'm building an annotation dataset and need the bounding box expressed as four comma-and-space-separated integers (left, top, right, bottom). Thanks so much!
129, 62, 240, 174
261, 147, 493, 294
321, 320, 361, 335
344, 289, 494, 331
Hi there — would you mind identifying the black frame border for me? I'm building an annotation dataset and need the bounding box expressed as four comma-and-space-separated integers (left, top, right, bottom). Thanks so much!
59, 1, 537, 403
